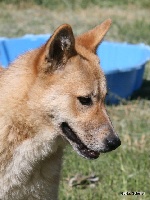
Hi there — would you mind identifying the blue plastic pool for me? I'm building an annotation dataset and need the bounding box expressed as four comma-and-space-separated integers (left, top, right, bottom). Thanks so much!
0, 35, 150, 104
97, 41, 150, 103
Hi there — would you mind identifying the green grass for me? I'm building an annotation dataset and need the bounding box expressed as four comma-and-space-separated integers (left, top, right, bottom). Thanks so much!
0, 1, 150, 199
60, 146, 150, 199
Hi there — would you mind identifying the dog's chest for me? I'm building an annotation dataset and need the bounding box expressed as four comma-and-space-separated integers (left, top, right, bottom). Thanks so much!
25, 154, 63, 200
1, 147, 63, 200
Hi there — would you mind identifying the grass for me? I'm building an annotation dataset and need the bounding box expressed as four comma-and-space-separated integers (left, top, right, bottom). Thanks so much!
0, 3, 150, 44
1, 0, 150, 9
0, 1, 150, 199
61, 146, 149, 199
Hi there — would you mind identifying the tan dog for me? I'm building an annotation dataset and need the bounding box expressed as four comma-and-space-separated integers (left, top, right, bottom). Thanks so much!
0, 19, 121, 199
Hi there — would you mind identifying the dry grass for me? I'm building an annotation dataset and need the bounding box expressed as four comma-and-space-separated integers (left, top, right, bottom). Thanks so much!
0, 3, 149, 40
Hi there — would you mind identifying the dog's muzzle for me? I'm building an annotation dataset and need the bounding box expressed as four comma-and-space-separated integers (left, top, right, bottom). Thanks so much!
61, 122, 100, 159
60, 122, 121, 159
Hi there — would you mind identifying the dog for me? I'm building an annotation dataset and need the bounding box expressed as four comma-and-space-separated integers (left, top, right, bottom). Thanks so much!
0, 19, 121, 199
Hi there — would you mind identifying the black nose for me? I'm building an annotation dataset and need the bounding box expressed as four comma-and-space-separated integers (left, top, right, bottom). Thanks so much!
105, 136, 121, 151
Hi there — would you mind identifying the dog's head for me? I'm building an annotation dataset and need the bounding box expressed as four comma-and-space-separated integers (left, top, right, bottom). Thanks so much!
29, 19, 121, 159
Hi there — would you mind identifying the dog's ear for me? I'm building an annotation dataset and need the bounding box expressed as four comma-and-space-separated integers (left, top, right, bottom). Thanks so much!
44, 24, 76, 72
76, 19, 111, 53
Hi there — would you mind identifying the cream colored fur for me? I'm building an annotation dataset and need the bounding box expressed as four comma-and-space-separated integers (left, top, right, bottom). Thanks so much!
0, 19, 120, 199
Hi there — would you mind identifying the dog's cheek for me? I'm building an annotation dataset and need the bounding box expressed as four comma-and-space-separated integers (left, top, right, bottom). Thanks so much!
41, 91, 73, 122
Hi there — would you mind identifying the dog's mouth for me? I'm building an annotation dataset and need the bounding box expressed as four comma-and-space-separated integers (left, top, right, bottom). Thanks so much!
60, 122, 100, 159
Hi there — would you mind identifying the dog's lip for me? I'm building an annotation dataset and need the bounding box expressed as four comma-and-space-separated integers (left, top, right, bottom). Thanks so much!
78, 145, 100, 159
60, 122, 100, 159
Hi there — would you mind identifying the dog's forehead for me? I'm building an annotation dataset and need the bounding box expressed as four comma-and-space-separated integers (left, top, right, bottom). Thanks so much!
76, 47, 107, 97
64, 53, 107, 97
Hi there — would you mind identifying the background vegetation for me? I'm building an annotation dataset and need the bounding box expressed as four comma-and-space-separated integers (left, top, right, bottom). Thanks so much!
0, 0, 149, 199
0, 0, 150, 9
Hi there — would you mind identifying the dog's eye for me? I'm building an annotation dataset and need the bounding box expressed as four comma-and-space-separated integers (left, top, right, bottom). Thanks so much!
77, 96, 92, 106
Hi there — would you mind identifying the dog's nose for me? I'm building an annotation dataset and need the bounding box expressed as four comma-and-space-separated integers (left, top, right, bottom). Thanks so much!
105, 136, 121, 151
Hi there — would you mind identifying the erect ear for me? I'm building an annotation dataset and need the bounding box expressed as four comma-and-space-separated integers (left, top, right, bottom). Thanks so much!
45, 24, 76, 71
76, 19, 112, 53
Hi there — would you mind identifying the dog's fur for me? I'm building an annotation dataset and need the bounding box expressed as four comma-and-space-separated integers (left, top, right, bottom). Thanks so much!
0, 19, 121, 200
